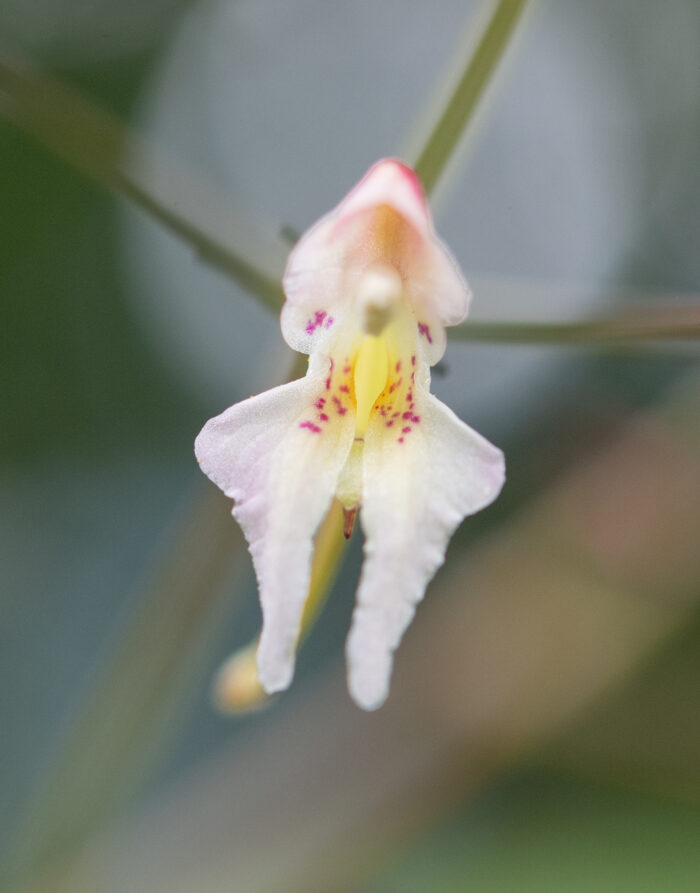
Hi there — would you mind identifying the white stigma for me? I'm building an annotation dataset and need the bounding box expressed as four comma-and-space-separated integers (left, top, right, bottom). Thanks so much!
357, 263, 403, 335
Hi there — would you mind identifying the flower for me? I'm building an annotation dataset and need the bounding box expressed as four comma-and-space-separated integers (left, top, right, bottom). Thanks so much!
195, 159, 505, 710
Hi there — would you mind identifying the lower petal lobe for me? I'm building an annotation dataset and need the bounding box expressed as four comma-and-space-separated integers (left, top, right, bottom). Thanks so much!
195, 365, 354, 693
346, 389, 505, 710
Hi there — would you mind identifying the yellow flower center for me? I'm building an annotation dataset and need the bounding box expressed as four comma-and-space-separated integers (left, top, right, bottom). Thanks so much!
353, 333, 389, 436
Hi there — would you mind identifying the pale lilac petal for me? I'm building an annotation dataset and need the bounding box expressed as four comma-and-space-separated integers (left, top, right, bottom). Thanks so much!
346, 390, 505, 710
195, 358, 355, 692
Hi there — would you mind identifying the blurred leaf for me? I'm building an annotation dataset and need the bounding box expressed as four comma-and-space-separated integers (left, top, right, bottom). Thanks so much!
541, 595, 700, 804
6, 481, 248, 889
370, 773, 700, 893
0, 51, 286, 310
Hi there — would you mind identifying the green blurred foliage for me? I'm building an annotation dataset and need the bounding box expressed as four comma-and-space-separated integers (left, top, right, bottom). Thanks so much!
371, 772, 700, 893
0, 62, 197, 463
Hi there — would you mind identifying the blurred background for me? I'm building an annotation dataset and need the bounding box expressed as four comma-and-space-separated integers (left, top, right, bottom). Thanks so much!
2, 0, 700, 890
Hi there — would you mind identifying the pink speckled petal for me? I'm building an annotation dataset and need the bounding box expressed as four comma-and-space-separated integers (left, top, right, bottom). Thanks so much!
282, 158, 470, 359
195, 356, 355, 693
346, 391, 505, 710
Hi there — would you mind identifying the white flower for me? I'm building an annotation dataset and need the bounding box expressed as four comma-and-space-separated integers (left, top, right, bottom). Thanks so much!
195, 159, 505, 710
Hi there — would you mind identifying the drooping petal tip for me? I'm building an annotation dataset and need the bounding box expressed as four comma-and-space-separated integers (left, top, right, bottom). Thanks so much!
257, 626, 296, 694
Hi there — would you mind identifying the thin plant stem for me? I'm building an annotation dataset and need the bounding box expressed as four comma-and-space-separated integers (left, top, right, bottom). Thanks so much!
411, 0, 531, 195
449, 305, 700, 344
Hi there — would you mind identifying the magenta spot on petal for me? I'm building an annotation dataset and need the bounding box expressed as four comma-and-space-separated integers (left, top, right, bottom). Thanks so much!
305, 310, 328, 335
402, 426, 412, 434
340, 384, 350, 394
411, 415, 421, 424
411, 354, 416, 366
392, 411, 400, 418
319, 413, 329, 422
300, 421, 322, 434
417, 322, 433, 344
325, 316, 334, 328
315, 398, 326, 409
338, 406, 347, 415
402, 411, 413, 420
398, 437, 404, 444
386, 420, 394, 427
395, 360, 402, 372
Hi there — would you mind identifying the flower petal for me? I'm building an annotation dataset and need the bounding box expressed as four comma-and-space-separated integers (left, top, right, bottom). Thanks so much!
340, 159, 471, 331
195, 357, 355, 692
346, 391, 505, 710
282, 159, 470, 358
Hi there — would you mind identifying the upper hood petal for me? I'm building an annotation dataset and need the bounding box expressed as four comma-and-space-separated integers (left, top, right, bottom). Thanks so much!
282, 159, 471, 357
